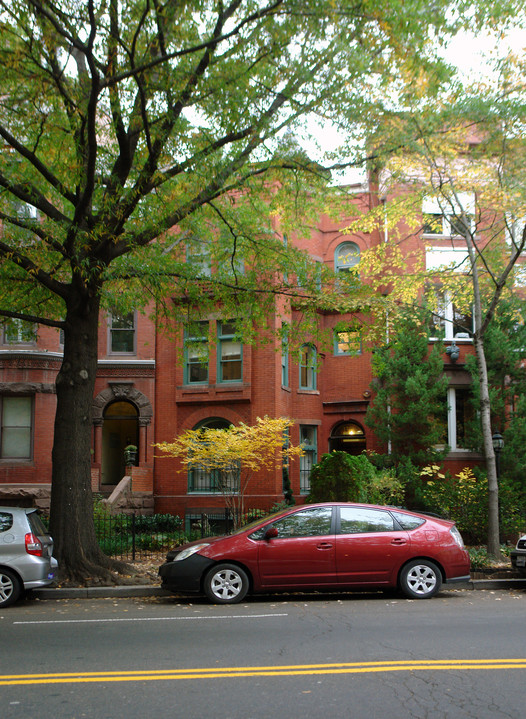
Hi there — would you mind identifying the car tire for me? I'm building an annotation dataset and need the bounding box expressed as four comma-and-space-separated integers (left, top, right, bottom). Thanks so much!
399, 560, 442, 599
203, 563, 249, 604
0, 568, 22, 608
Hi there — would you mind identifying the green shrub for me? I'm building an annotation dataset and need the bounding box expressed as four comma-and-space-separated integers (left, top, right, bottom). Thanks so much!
307, 451, 374, 503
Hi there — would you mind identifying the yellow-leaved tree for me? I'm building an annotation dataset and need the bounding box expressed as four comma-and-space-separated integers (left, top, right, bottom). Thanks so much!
155, 417, 303, 526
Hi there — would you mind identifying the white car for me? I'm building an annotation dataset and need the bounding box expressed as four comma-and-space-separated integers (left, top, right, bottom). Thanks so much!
510, 535, 526, 575
0, 507, 58, 607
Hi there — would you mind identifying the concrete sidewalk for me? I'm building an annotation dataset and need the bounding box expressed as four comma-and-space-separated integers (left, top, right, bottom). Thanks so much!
31, 577, 526, 601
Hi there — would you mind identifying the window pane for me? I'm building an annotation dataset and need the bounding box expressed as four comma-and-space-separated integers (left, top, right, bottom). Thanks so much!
336, 242, 360, 270
271, 507, 332, 537
339, 507, 395, 534
4, 319, 35, 344
111, 313, 135, 353
2, 397, 32, 459
0, 512, 13, 532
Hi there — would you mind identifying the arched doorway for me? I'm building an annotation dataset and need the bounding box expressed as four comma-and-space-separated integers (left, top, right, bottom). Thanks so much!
101, 400, 139, 485
329, 421, 366, 455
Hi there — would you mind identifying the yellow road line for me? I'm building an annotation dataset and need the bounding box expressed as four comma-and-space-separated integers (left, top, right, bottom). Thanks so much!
2, 659, 526, 686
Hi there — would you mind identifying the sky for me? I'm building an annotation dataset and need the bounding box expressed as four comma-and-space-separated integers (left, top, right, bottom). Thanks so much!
305, 26, 526, 185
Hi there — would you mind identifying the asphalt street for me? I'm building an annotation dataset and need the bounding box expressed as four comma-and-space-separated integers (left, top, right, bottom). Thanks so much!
2, 587, 526, 719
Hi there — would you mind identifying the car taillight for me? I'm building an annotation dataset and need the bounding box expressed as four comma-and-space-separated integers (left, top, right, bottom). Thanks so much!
450, 526, 465, 549
25, 532, 44, 557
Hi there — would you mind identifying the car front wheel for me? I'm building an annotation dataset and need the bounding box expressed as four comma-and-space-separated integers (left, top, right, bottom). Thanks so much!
203, 563, 249, 604
0, 568, 22, 608
399, 560, 442, 599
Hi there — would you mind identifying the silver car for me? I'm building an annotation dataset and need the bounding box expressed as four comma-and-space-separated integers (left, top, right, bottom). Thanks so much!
0, 506, 58, 607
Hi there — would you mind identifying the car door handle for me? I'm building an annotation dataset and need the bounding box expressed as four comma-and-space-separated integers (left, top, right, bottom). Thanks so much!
391, 538, 407, 545
317, 542, 333, 550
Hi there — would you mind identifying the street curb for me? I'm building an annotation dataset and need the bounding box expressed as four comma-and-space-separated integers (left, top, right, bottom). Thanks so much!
31, 585, 172, 600
30, 579, 526, 601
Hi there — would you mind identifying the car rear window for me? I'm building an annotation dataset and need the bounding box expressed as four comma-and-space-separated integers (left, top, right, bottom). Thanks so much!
27, 511, 48, 535
0, 512, 13, 532
391, 511, 426, 530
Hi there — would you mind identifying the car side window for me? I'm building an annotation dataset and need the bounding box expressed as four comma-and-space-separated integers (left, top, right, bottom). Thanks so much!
270, 507, 333, 538
339, 507, 395, 534
391, 511, 426, 530
0, 512, 13, 532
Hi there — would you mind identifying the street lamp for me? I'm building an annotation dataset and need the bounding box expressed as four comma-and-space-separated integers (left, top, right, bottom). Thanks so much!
492, 431, 504, 479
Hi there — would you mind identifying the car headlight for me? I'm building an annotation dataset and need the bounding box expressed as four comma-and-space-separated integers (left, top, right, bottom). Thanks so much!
174, 543, 210, 561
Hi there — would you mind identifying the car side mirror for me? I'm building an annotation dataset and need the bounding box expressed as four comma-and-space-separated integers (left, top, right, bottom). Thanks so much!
264, 526, 278, 540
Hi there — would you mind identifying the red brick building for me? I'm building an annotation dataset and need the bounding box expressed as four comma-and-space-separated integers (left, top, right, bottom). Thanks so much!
0, 183, 478, 521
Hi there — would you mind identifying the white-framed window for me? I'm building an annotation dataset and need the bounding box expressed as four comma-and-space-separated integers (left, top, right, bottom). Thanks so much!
422, 194, 475, 237
0, 396, 33, 459
2, 319, 36, 345
299, 425, 317, 494
186, 238, 211, 277
428, 289, 473, 341
109, 312, 136, 354
439, 387, 473, 452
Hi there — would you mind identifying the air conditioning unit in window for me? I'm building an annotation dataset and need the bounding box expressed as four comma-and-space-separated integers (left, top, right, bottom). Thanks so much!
454, 332, 470, 339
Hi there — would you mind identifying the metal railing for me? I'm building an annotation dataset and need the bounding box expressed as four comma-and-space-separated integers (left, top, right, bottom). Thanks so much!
94, 510, 239, 561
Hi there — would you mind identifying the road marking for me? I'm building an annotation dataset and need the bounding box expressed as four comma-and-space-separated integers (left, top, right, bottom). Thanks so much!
13, 613, 288, 625
1, 660, 526, 686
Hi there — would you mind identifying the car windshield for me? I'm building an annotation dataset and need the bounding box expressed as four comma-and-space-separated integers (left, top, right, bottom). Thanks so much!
231, 509, 287, 535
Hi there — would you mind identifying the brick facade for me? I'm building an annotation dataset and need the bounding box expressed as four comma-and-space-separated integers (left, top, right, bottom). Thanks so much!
0, 187, 479, 521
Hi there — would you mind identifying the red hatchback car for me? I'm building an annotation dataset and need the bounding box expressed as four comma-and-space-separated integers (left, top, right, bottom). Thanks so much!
158, 503, 470, 603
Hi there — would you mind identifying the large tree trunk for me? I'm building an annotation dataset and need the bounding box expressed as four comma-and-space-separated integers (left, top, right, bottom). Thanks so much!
48, 290, 126, 583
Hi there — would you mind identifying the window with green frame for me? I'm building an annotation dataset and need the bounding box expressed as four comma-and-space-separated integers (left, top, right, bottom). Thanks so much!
299, 344, 317, 390
281, 324, 289, 387
335, 242, 360, 272
299, 425, 317, 494
187, 418, 240, 493
184, 322, 209, 384
218, 321, 242, 382
334, 328, 362, 356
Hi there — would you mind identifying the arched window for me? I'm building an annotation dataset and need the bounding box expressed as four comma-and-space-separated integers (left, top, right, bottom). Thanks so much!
329, 421, 366, 455
187, 418, 240, 494
299, 344, 317, 390
335, 242, 360, 272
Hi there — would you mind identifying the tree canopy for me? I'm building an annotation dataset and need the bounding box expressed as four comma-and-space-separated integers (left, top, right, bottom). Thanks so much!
0, 0, 495, 580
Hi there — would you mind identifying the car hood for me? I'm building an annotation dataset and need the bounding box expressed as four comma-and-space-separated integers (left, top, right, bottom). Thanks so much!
165, 535, 225, 561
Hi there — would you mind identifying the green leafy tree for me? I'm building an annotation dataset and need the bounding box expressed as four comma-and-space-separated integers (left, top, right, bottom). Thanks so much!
0, 1, 475, 581
354, 56, 526, 555
307, 452, 373, 503
465, 298, 526, 505
365, 309, 448, 465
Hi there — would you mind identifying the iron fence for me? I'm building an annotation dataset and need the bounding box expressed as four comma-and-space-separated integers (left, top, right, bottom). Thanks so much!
94, 511, 238, 561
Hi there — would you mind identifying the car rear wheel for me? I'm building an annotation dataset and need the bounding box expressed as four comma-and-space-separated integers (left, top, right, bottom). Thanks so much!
203, 563, 249, 604
399, 560, 442, 599
0, 568, 22, 608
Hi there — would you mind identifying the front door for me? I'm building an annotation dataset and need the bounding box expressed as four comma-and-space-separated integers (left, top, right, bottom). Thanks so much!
257, 506, 336, 588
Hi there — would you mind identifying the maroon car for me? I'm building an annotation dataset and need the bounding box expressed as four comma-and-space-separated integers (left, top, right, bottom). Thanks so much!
159, 503, 470, 603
